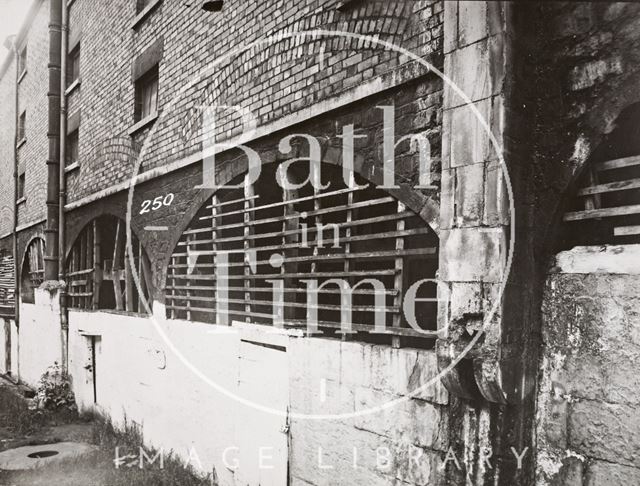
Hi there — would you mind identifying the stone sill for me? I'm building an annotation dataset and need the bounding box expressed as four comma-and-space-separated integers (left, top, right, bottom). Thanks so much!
65, 161, 80, 173
16, 197, 26, 205
65, 78, 81, 96
551, 244, 640, 275
16, 138, 26, 149
128, 112, 158, 136
130, 0, 162, 29
17, 69, 26, 84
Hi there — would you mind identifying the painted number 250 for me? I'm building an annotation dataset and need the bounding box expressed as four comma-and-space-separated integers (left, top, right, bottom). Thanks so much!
140, 193, 175, 214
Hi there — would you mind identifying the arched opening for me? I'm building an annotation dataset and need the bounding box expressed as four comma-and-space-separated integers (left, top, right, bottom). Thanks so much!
0, 249, 15, 317
560, 103, 640, 249
165, 162, 439, 348
66, 215, 152, 313
20, 238, 44, 305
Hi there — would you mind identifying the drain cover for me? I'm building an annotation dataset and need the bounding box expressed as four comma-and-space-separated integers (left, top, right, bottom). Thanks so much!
0, 442, 97, 470
27, 450, 60, 459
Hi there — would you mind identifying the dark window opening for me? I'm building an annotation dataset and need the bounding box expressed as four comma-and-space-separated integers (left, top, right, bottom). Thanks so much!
67, 44, 80, 86
17, 173, 25, 200
18, 111, 26, 142
66, 215, 152, 313
66, 130, 79, 166
136, 0, 152, 14
17, 46, 27, 76
134, 65, 158, 122
20, 238, 44, 304
166, 163, 439, 348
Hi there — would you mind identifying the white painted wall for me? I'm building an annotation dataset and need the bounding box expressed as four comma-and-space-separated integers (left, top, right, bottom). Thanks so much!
61, 303, 449, 486
67, 307, 291, 485
18, 289, 63, 387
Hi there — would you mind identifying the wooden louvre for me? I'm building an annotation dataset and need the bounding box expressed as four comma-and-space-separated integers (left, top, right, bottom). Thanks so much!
26, 239, 44, 289
166, 164, 439, 346
564, 154, 640, 243
66, 216, 152, 313
0, 252, 15, 318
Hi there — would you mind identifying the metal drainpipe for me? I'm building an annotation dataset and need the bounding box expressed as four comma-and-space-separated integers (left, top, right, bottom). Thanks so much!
9, 36, 20, 382
59, 0, 68, 373
44, 0, 61, 282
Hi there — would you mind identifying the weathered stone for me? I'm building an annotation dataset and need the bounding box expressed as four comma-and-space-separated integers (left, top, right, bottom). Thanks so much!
439, 227, 506, 283
569, 400, 640, 467
455, 163, 485, 226
459, 1, 487, 48
586, 460, 640, 486
569, 58, 623, 91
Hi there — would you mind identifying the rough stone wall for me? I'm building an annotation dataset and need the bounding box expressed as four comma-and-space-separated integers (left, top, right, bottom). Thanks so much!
14, 0, 50, 228
64, 0, 444, 203
536, 245, 640, 486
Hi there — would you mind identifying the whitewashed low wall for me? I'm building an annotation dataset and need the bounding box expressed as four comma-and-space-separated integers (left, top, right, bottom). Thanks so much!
66, 304, 449, 486
288, 337, 449, 485
0, 318, 18, 376
67, 306, 291, 485
18, 289, 63, 387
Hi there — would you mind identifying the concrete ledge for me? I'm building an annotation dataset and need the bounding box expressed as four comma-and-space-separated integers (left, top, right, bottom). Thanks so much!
552, 244, 640, 274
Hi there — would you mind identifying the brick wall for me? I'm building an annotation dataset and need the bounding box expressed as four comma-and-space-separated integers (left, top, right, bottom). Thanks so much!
65, 0, 444, 203
0, 56, 16, 238
14, 0, 50, 228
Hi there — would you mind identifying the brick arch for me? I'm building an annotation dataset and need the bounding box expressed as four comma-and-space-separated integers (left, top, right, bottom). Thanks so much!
157, 156, 439, 300
70, 137, 140, 200
161, 159, 440, 343
177, 3, 415, 146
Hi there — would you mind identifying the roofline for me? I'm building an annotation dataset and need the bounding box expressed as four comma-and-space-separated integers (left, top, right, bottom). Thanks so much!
0, 0, 45, 81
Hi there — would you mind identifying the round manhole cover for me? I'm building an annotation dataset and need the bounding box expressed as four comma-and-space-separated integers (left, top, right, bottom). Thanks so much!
27, 450, 59, 459
0, 442, 97, 470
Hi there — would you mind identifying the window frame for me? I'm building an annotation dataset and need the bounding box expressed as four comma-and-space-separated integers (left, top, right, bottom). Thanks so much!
67, 43, 80, 88
17, 46, 27, 78
17, 111, 26, 143
134, 64, 159, 123
17, 172, 25, 201
66, 129, 79, 167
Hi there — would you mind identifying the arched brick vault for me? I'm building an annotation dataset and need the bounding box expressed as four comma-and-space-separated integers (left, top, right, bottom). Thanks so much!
64, 207, 148, 262
156, 152, 440, 304
179, 0, 421, 144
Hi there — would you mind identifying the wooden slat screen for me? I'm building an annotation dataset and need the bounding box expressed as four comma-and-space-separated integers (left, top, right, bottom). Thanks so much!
564, 154, 640, 244
66, 216, 152, 313
166, 164, 439, 345
0, 252, 15, 318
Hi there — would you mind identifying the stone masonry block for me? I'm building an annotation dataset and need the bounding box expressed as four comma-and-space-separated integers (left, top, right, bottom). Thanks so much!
354, 387, 446, 451
569, 400, 640, 468
586, 460, 640, 486
455, 162, 485, 226
439, 227, 506, 283
448, 98, 495, 168
459, 1, 487, 48
443, 0, 458, 54
444, 36, 505, 108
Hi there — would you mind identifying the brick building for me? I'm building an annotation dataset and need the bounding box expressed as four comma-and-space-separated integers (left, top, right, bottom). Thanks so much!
0, 1, 640, 485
